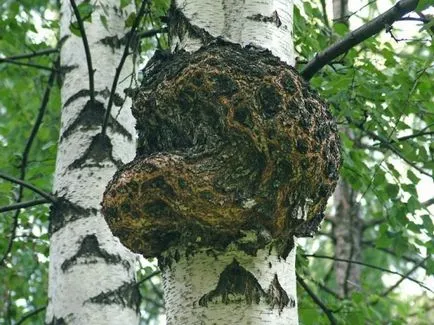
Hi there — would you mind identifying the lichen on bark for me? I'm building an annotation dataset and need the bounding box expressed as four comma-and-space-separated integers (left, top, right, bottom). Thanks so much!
102, 40, 341, 259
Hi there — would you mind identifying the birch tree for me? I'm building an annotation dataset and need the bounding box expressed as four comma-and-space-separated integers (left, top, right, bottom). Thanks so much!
46, 1, 141, 324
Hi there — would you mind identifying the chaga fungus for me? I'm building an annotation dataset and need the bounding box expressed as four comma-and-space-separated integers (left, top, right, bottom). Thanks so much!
101, 42, 341, 258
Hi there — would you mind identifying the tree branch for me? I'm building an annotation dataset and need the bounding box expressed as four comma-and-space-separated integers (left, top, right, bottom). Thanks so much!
0, 58, 58, 266
0, 48, 58, 63
0, 199, 51, 213
101, 0, 150, 136
138, 27, 168, 39
136, 270, 161, 286
353, 120, 433, 179
380, 257, 428, 297
0, 172, 56, 202
362, 242, 428, 271
297, 274, 337, 324
304, 254, 433, 294
301, 0, 419, 80
422, 197, 434, 207
16, 306, 46, 325
0, 58, 56, 71
70, 0, 95, 103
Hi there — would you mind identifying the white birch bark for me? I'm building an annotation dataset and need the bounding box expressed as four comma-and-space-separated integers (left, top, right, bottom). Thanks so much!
162, 1, 298, 323
172, 0, 295, 65
163, 247, 297, 325
46, 1, 139, 324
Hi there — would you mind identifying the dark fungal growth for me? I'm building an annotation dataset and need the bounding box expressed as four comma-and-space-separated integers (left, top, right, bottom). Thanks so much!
102, 41, 341, 258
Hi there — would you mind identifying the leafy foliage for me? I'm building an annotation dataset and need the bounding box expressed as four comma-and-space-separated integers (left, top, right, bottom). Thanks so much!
0, 0, 433, 324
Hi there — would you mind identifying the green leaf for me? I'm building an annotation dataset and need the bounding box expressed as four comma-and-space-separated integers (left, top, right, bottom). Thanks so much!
334, 22, 349, 36
416, 0, 434, 11
407, 170, 420, 184
120, 0, 132, 9
100, 14, 108, 31
125, 12, 136, 27
77, 0, 94, 21
386, 183, 399, 198
69, 23, 81, 37
422, 215, 434, 233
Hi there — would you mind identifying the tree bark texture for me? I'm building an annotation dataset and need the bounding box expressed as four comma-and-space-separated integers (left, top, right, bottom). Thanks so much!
46, 1, 139, 324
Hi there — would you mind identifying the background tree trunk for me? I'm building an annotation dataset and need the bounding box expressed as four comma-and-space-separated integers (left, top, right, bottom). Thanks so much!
330, 0, 363, 298
46, 1, 139, 324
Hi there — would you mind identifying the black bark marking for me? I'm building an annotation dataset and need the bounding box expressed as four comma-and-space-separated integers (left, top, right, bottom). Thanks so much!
86, 281, 141, 312
61, 100, 131, 141
266, 274, 295, 313
100, 35, 127, 51
58, 64, 77, 87
198, 259, 265, 307
247, 11, 282, 28
61, 234, 128, 272
68, 133, 123, 169
198, 259, 294, 313
168, 5, 214, 49
49, 197, 97, 234
64, 89, 91, 108
46, 317, 66, 325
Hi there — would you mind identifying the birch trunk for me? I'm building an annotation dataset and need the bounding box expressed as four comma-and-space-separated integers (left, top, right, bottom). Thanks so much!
164, 1, 298, 323
46, 1, 139, 324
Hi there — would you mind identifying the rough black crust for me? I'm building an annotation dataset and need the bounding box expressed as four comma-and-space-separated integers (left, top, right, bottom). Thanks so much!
102, 41, 341, 258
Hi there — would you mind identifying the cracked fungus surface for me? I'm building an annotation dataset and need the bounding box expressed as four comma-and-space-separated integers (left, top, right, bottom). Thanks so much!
102, 42, 341, 258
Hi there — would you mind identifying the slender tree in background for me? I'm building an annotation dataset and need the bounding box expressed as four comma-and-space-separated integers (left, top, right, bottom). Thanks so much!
329, 0, 363, 298
0, 0, 433, 324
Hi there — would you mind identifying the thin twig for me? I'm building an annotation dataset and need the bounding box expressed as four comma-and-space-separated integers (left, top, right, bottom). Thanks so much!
70, 0, 95, 103
362, 127, 433, 179
297, 274, 337, 324
423, 197, 434, 207
0, 173, 56, 203
0, 58, 58, 266
397, 130, 434, 142
0, 199, 50, 213
318, 0, 330, 29
0, 48, 58, 62
380, 257, 428, 297
101, 0, 150, 136
16, 306, 47, 325
138, 27, 168, 39
137, 270, 161, 286
301, 0, 419, 80
304, 254, 433, 294
0, 58, 56, 71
